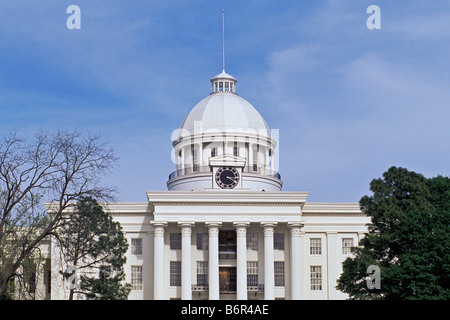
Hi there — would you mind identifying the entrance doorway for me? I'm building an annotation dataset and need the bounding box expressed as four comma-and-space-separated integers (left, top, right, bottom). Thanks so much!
219, 267, 236, 293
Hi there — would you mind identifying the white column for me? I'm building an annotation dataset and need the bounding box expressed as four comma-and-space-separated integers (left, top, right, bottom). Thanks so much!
234, 222, 249, 300
326, 232, 339, 300
152, 222, 167, 300
206, 222, 221, 300
180, 148, 185, 173
179, 222, 194, 300
249, 143, 254, 170
262, 222, 277, 300
289, 223, 303, 300
270, 148, 275, 173
198, 142, 203, 167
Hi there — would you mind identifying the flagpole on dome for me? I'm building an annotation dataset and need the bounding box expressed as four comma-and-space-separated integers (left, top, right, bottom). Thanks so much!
222, 9, 225, 73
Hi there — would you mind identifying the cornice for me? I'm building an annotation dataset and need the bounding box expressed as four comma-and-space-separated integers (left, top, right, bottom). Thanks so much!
302, 212, 366, 217
147, 190, 309, 205
301, 202, 363, 215
152, 201, 302, 207
44, 202, 152, 216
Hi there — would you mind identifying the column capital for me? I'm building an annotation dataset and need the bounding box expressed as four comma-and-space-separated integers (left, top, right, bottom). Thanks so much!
234, 222, 249, 237
178, 222, 195, 228
261, 222, 277, 228
288, 222, 304, 237
151, 221, 168, 228
205, 222, 222, 228
233, 222, 250, 228
261, 222, 277, 236
179, 222, 194, 237
288, 222, 304, 228
151, 222, 167, 236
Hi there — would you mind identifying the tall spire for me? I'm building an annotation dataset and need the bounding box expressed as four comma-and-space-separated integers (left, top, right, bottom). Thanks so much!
222, 10, 225, 72
209, 10, 237, 94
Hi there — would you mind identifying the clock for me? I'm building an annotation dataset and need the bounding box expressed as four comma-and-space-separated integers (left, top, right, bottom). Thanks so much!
215, 166, 240, 189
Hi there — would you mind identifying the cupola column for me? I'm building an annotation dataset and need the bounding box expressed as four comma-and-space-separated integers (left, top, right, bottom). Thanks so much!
198, 142, 203, 168
249, 143, 254, 171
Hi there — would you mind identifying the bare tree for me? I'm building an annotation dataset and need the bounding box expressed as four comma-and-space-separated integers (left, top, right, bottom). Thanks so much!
0, 130, 118, 297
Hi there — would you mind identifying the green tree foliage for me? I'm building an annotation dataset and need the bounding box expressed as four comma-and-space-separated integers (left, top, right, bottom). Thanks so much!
58, 197, 131, 300
337, 167, 450, 299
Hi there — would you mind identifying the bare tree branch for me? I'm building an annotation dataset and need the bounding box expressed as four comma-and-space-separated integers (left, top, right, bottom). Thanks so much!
0, 130, 118, 297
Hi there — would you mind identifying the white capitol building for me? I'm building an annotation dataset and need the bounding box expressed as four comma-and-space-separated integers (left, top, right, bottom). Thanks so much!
46, 67, 370, 300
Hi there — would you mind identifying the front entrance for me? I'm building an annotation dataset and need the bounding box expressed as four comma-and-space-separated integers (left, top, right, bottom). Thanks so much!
219, 267, 236, 293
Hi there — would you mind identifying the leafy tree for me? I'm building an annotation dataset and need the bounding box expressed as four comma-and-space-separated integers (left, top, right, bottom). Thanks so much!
0, 130, 117, 297
58, 197, 131, 300
337, 166, 450, 299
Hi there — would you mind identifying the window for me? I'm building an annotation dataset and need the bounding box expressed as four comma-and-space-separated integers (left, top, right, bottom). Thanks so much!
310, 238, 322, 255
310, 266, 322, 290
197, 233, 208, 250
246, 233, 258, 250
27, 271, 36, 294
274, 233, 285, 250
46, 269, 51, 294
342, 238, 354, 254
196, 262, 208, 287
233, 142, 238, 156
170, 261, 181, 286
211, 147, 216, 157
131, 238, 142, 255
274, 262, 285, 286
170, 233, 181, 250
219, 230, 236, 260
247, 262, 258, 287
131, 266, 143, 290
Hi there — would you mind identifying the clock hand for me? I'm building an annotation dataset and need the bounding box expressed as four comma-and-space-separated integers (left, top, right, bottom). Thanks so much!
226, 176, 237, 182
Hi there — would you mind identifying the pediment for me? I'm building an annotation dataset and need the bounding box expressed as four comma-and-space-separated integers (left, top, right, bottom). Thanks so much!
209, 154, 246, 167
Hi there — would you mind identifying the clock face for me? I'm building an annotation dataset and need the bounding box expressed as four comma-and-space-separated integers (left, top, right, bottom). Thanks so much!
215, 167, 240, 189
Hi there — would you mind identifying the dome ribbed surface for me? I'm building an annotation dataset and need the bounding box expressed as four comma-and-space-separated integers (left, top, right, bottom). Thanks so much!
177, 93, 270, 140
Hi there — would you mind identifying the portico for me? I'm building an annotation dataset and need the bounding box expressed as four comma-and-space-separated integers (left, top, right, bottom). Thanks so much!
148, 190, 308, 300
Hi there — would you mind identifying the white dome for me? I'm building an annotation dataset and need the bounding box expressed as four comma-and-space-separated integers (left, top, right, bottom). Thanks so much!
168, 70, 282, 192
176, 93, 270, 141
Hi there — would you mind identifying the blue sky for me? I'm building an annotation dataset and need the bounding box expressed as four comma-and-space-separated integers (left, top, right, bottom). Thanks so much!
1, 1, 449, 202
